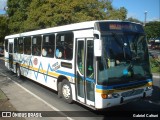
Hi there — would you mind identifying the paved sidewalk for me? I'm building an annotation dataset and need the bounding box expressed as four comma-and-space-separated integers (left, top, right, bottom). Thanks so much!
0, 72, 69, 120
152, 73, 160, 79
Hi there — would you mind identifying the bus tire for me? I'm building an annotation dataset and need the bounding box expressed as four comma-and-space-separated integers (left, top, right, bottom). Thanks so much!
61, 79, 73, 103
16, 65, 21, 78
58, 82, 62, 98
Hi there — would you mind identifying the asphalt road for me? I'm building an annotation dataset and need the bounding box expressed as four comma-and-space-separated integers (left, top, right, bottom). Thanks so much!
149, 49, 160, 59
0, 59, 159, 120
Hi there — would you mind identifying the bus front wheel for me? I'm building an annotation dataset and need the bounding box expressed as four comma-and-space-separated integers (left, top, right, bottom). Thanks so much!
61, 79, 73, 103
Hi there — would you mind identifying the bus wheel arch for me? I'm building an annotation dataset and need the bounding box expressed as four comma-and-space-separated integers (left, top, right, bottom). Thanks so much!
16, 63, 21, 78
57, 76, 73, 103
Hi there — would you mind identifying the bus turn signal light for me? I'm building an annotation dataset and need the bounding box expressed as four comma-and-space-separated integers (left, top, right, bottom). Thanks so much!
101, 94, 107, 99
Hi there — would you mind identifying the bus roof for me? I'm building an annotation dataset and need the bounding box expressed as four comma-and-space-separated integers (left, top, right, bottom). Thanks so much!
5, 20, 140, 39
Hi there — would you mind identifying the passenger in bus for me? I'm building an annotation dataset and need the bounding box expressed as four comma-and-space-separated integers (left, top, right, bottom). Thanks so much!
63, 47, 66, 59
42, 48, 47, 56
47, 48, 53, 57
25, 49, 28, 54
33, 47, 40, 56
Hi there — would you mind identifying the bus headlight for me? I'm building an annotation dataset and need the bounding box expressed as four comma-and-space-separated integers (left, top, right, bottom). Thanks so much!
101, 93, 120, 99
146, 86, 152, 91
112, 93, 120, 98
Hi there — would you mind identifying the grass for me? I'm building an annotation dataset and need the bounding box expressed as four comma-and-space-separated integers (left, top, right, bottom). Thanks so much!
0, 89, 7, 100
150, 58, 160, 74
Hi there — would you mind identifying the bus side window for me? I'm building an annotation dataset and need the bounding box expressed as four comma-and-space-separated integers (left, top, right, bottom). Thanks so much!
5, 39, 8, 52
17, 37, 24, 54
14, 38, 18, 53
42, 34, 55, 58
32, 36, 41, 56
56, 32, 73, 60
24, 37, 31, 55
86, 40, 94, 79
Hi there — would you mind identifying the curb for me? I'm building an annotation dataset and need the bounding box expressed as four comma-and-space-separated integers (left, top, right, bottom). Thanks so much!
152, 73, 160, 79
153, 75, 160, 79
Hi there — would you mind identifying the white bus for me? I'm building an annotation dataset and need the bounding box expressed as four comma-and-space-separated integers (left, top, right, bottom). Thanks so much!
4, 20, 153, 109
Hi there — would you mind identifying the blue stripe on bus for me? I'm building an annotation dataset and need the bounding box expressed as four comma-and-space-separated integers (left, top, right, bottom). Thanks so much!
86, 77, 95, 83
6, 57, 151, 88
5, 57, 95, 83
4, 56, 152, 87
56, 70, 95, 82
56, 70, 75, 77
96, 79, 152, 90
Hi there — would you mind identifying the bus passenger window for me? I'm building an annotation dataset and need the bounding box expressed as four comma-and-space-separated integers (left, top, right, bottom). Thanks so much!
32, 36, 41, 56
42, 34, 55, 58
86, 40, 94, 78
14, 38, 18, 53
5, 39, 8, 52
56, 32, 73, 60
17, 37, 23, 54
24, 37, 31, 55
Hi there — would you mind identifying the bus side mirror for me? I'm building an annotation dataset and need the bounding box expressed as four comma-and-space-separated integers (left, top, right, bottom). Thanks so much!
94, 39, 102, 57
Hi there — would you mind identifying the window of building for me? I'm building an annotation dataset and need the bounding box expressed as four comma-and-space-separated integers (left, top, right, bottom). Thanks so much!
56, 32, 73, 60
42, 34, 55, 58
24, 36, 31, 55
32, 36, 42, 56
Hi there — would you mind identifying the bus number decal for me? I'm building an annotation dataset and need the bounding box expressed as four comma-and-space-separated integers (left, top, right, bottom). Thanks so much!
52, 62, 60, 71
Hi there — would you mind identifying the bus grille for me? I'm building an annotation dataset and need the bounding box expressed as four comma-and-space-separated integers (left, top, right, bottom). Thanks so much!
121, 89, 144, 97
115, 83, 146, 90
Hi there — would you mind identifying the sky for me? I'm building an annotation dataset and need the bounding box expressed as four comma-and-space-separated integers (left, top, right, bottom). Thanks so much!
0, 0, 160, 22
0, 0, 7, 14
112, 0, 160, 22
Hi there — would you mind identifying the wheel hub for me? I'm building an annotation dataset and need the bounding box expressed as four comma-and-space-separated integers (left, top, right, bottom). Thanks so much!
62, 84, 70, 99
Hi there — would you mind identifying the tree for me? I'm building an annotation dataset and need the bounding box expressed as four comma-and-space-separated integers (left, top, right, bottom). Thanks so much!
144, 21, 160, 39
126, 17, 142, 24
0, 16, 8, 43
7, 0, 31, 33
102, 0, 127, 20
7, 0, 128, 33
23, 0, 108, 31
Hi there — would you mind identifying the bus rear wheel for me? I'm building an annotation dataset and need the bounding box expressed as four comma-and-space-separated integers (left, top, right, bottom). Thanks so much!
61, 79, 73, 103
16, 65, 21, 78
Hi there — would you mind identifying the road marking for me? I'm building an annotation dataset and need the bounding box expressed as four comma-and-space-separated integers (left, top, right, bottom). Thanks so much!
144, 99, 160, 105
0, 57, 4, 60
8, 77, 74, 120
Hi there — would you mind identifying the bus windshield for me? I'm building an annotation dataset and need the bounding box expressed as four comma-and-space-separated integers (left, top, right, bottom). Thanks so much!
98, 31, 151, 86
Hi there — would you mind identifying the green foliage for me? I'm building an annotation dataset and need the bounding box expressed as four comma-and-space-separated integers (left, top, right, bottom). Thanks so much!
101, 0, 127, 20
23, 0, 109, 31
144, 21, 160, 39
6, 0, 127, 33
150, 58, 160, 73
0, 16, 8, 43
7, 0, 31, 33
126, 17, 142, 24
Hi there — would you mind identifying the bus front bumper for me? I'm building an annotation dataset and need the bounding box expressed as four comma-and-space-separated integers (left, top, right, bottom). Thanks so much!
95, 87, 153, 109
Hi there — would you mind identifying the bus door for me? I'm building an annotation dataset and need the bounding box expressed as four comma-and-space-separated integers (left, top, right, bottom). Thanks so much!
76, 38, 95, 106
8, 40, 14, 69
